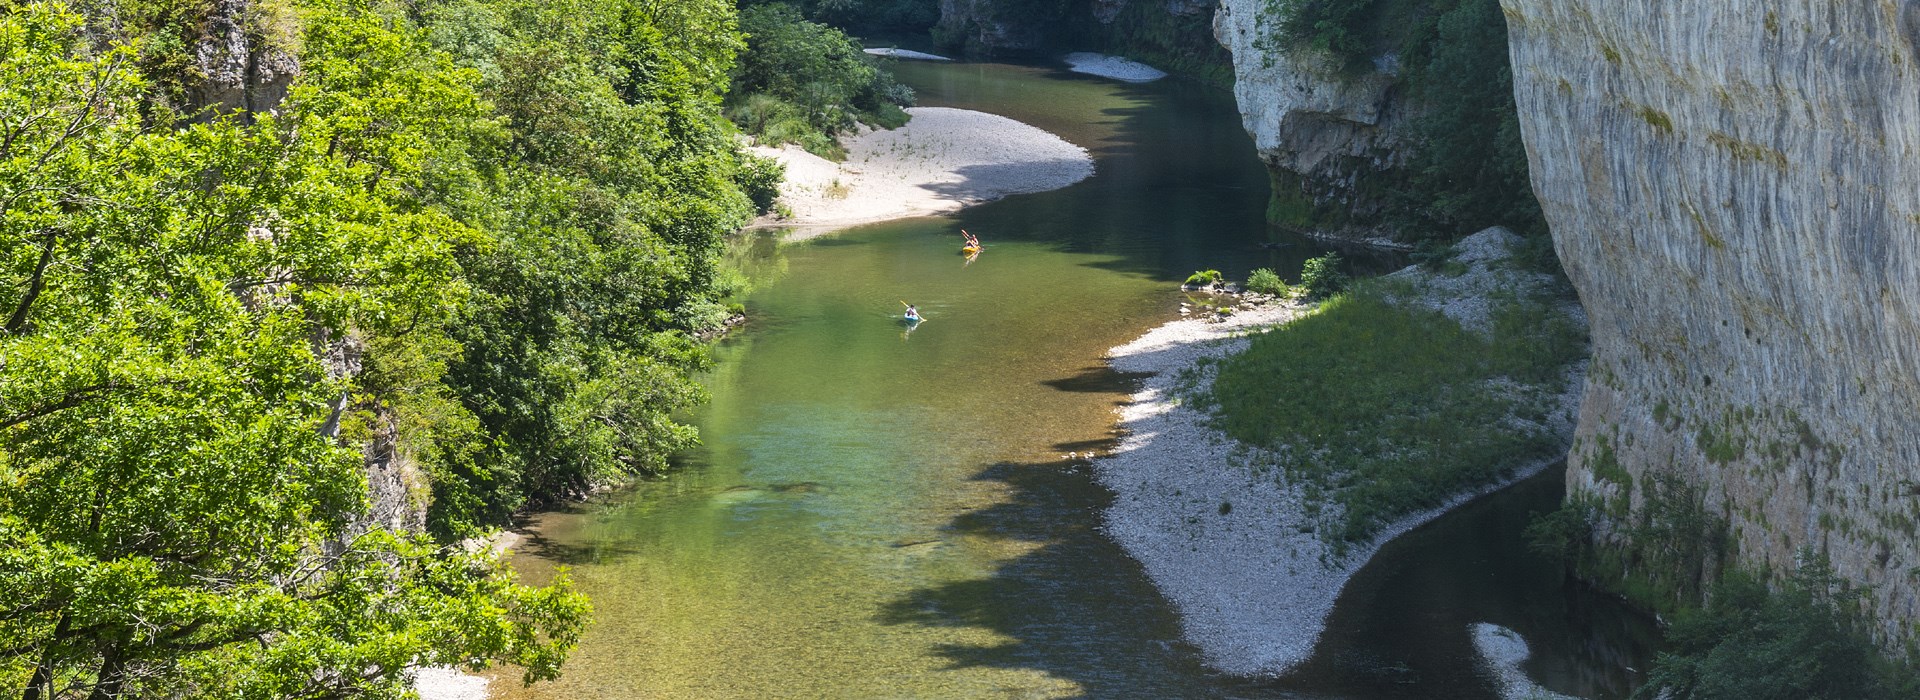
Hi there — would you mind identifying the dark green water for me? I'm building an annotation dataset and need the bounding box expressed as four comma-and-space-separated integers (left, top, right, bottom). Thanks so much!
496, 61, 1654, 699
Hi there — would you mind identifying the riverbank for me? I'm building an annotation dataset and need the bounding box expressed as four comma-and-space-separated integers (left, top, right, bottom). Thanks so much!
746, 106, 1093, 236
1063, 52, 1168, 82
1096, 228, 1586, 675
420, 95, 1103, 700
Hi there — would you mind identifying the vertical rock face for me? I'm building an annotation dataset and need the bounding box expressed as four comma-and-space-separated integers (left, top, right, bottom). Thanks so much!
1212, 0, 1412, 243
935, 0, 1048, 54
188, 0, 300, 118
1503, 0, 1920, 645
201, 3, 425, 538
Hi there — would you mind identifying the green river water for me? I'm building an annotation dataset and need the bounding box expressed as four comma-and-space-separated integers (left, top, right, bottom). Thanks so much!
495, 60, 1657, 699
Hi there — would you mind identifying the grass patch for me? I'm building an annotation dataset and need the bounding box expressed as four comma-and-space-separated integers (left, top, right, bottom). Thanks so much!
1197, 283, 1583, 545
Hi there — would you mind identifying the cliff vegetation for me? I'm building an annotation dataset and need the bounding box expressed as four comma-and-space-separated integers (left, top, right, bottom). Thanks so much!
1260, 0, 1543, 244
1, 0, 768, 694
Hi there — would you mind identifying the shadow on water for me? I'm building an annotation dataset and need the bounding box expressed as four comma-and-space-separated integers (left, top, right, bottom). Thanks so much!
896, 59, 1403, 287
875, 352, 1660, 698
1041, 365, 1153, 394
873, 453, 1260, 699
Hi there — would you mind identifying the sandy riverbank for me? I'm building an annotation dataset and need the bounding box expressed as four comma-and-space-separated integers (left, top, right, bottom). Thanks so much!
1096, 229, 1585, 675
862, 47, 951, 61
746, 107, 1092, 236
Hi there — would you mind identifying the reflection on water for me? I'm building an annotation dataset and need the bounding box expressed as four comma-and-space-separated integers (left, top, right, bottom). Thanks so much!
493, 60, 1654, 699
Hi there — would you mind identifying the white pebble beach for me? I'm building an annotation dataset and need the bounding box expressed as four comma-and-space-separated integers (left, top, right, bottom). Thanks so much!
862, 47, 952, 61
1063, 52, 1169, 82
1096, 229, 1585, 675
1471, 623, 1579, 700
747, 107, 1093, 237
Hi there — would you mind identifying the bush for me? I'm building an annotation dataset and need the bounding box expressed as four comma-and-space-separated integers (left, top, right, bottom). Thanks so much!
1640, 557, 1919, 700
1273, 0, 1383, 62
1184, 269, 1224, 286
1523, 503, 1593, 561
1245, 267, 1291, 296
1298, 253, 1348, 300
736, 151, 786, 214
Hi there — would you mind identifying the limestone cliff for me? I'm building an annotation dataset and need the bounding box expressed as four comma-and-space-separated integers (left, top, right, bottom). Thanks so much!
187, 0, 300, 119
1502, 0, 1920, 646
1212, 0, 1415, 246
933, 0, 1053, 54
188, 1, 427, 537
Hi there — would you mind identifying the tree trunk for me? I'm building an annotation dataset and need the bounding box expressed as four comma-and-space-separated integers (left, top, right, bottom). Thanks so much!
5, 228, 58, 335
21, 613, 71, 700
84, 645, 123, 700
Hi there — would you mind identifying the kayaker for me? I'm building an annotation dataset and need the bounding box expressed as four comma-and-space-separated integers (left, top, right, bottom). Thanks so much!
904, 304, 920, 321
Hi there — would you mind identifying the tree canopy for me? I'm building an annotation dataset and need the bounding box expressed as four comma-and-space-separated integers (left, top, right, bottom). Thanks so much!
3, 0, 764, 694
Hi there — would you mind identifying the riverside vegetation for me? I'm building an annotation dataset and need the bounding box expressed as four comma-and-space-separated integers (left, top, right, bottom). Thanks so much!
1193, 267, 1584, 546
0, 0, 779, 695
728, 2, 916, 158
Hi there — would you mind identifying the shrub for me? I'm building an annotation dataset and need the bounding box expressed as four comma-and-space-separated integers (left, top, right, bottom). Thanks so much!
736, 151, 786, 214
1245, 267, 1291, 296
1639, 557, 1919, 700
1184, 269, 1224, 286
1298, 253, 1348, 300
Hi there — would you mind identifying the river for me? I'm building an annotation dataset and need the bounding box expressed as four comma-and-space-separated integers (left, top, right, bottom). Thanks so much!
494, 59, 1656, 699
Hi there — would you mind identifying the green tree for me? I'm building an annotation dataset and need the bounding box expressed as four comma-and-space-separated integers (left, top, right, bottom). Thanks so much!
418, 0, 759, 530
1401, 0, 1541, 238
729, 2, 912, 157
0, 3, 585, 697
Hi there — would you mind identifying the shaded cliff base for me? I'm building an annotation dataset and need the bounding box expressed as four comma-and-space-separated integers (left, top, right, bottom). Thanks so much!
1097, 229, 1586, 674
746, 106, 1092, 236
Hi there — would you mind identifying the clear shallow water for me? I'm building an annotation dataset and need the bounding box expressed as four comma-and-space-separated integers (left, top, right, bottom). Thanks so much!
494, 60, 1655, 699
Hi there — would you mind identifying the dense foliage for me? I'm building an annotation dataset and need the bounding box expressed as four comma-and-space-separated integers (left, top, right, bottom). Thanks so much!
0, 2, 594, 697
730, 2, 913, 158
1244, 268, 1289, 296
1197, 282, 1583, 544
3, 0, 763, 694
1271, 0, 1543, 240
417, 0, 756, 531
1639, 559, 1920, 700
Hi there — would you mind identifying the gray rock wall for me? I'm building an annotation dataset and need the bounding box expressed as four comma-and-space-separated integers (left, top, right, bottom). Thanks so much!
934, 0, 1048, 54
188, 0, 299, 119
1213, 0, 1413, 244
1502, 0, 1920, 646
